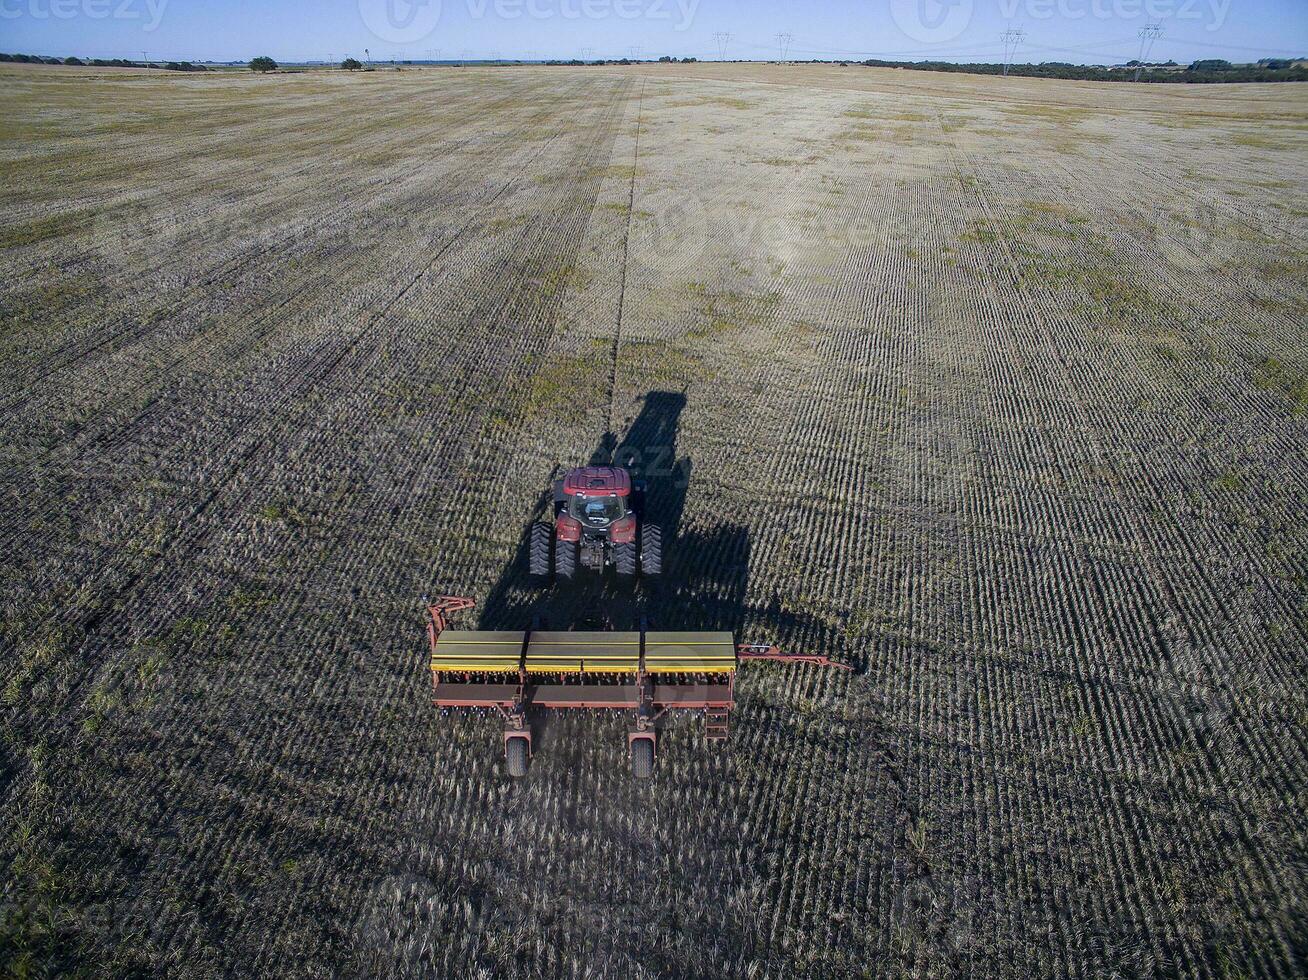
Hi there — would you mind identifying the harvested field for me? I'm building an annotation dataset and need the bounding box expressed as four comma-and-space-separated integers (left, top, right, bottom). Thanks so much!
2, 61, 1307, 977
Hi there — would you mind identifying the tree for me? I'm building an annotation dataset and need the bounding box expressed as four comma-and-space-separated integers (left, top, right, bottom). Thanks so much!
341, 57, 362, 70
1189, 59, 1232, 72
64, 56, 84, 66
249, 56, 277, 73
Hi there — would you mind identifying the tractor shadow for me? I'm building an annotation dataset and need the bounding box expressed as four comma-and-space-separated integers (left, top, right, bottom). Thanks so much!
479, 390, 696, 632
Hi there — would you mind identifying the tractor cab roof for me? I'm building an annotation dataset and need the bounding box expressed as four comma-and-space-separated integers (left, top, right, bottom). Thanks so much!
562, 466, 631, 497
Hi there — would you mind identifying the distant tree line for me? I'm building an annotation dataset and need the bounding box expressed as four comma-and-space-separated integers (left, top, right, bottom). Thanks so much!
857, 57, 1308, 84
1, 53, 207, 71
544, 57, 698, 66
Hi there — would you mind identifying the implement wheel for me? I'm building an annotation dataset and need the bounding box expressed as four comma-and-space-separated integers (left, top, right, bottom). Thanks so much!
506, 737, 530, 778
529, 522, 552, 579
630, 738, 654, 779
640, 524, 662, 578
554, 538, 576, 580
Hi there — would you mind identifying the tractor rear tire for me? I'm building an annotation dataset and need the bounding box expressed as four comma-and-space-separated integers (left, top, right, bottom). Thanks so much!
630, 738, 654, 779
554, 538, 576, 581
529, 522, 552, 579
640, 524, 663, 577
506, 737, 530, 778
614, 541, 637, 578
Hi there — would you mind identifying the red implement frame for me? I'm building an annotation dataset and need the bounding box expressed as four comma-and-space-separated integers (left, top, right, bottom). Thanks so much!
736, 643, 854, 671
424, 596, 848, 770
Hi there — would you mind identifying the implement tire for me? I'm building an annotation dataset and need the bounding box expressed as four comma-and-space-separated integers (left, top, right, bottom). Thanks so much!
640, 524, 662, 578
554, 538, 576, 581
529, 522, 552, 579
631, 738, 654, 779
506, 737, 530, 778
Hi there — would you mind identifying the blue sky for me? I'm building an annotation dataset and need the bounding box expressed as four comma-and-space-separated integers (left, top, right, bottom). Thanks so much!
1, 0, 1305, 64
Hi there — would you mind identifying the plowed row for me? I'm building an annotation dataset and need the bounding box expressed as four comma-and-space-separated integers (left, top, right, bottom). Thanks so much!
1, 63, 1305, 978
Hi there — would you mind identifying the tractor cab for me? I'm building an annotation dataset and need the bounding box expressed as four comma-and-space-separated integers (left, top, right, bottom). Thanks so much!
570, 493, 627, 528
530, 465, 662, 580
560, 466, 631, 529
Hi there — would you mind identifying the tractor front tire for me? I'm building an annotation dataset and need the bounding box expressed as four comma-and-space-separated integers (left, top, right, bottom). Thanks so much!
554, 538, 577, 580
630, 738, 654, 779
529, 522, 552, 579
614, 542, 637, 578
506, 737, 530, 778
640, 524, 663, 577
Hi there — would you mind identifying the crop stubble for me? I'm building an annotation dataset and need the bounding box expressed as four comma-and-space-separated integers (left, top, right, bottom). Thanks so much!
1, 63, 1305, 977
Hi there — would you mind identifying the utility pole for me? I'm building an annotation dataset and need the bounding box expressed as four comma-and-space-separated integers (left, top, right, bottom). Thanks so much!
141, 51, 149, 68
1134, 24, 1162, 81
1001, 27, 1024, 77
714, 32, 731, 61
327, 52, 334, 66
775, 33, 792, 63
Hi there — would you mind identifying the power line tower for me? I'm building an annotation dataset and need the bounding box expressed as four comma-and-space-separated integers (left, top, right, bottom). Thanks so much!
775, 33, 792, 63
1001, 27, 1024, 77
628, 45, 642, 61
1134, 24, 1162, 81
364, 47, 370, 66
580, 47, 594, 62
714, 32, 731, 61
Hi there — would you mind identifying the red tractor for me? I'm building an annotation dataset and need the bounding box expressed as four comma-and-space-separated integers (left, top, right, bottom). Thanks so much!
529, 466, 662, 581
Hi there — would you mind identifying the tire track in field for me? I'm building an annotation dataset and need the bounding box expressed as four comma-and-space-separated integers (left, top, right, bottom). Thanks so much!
604, 79, 644, 444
